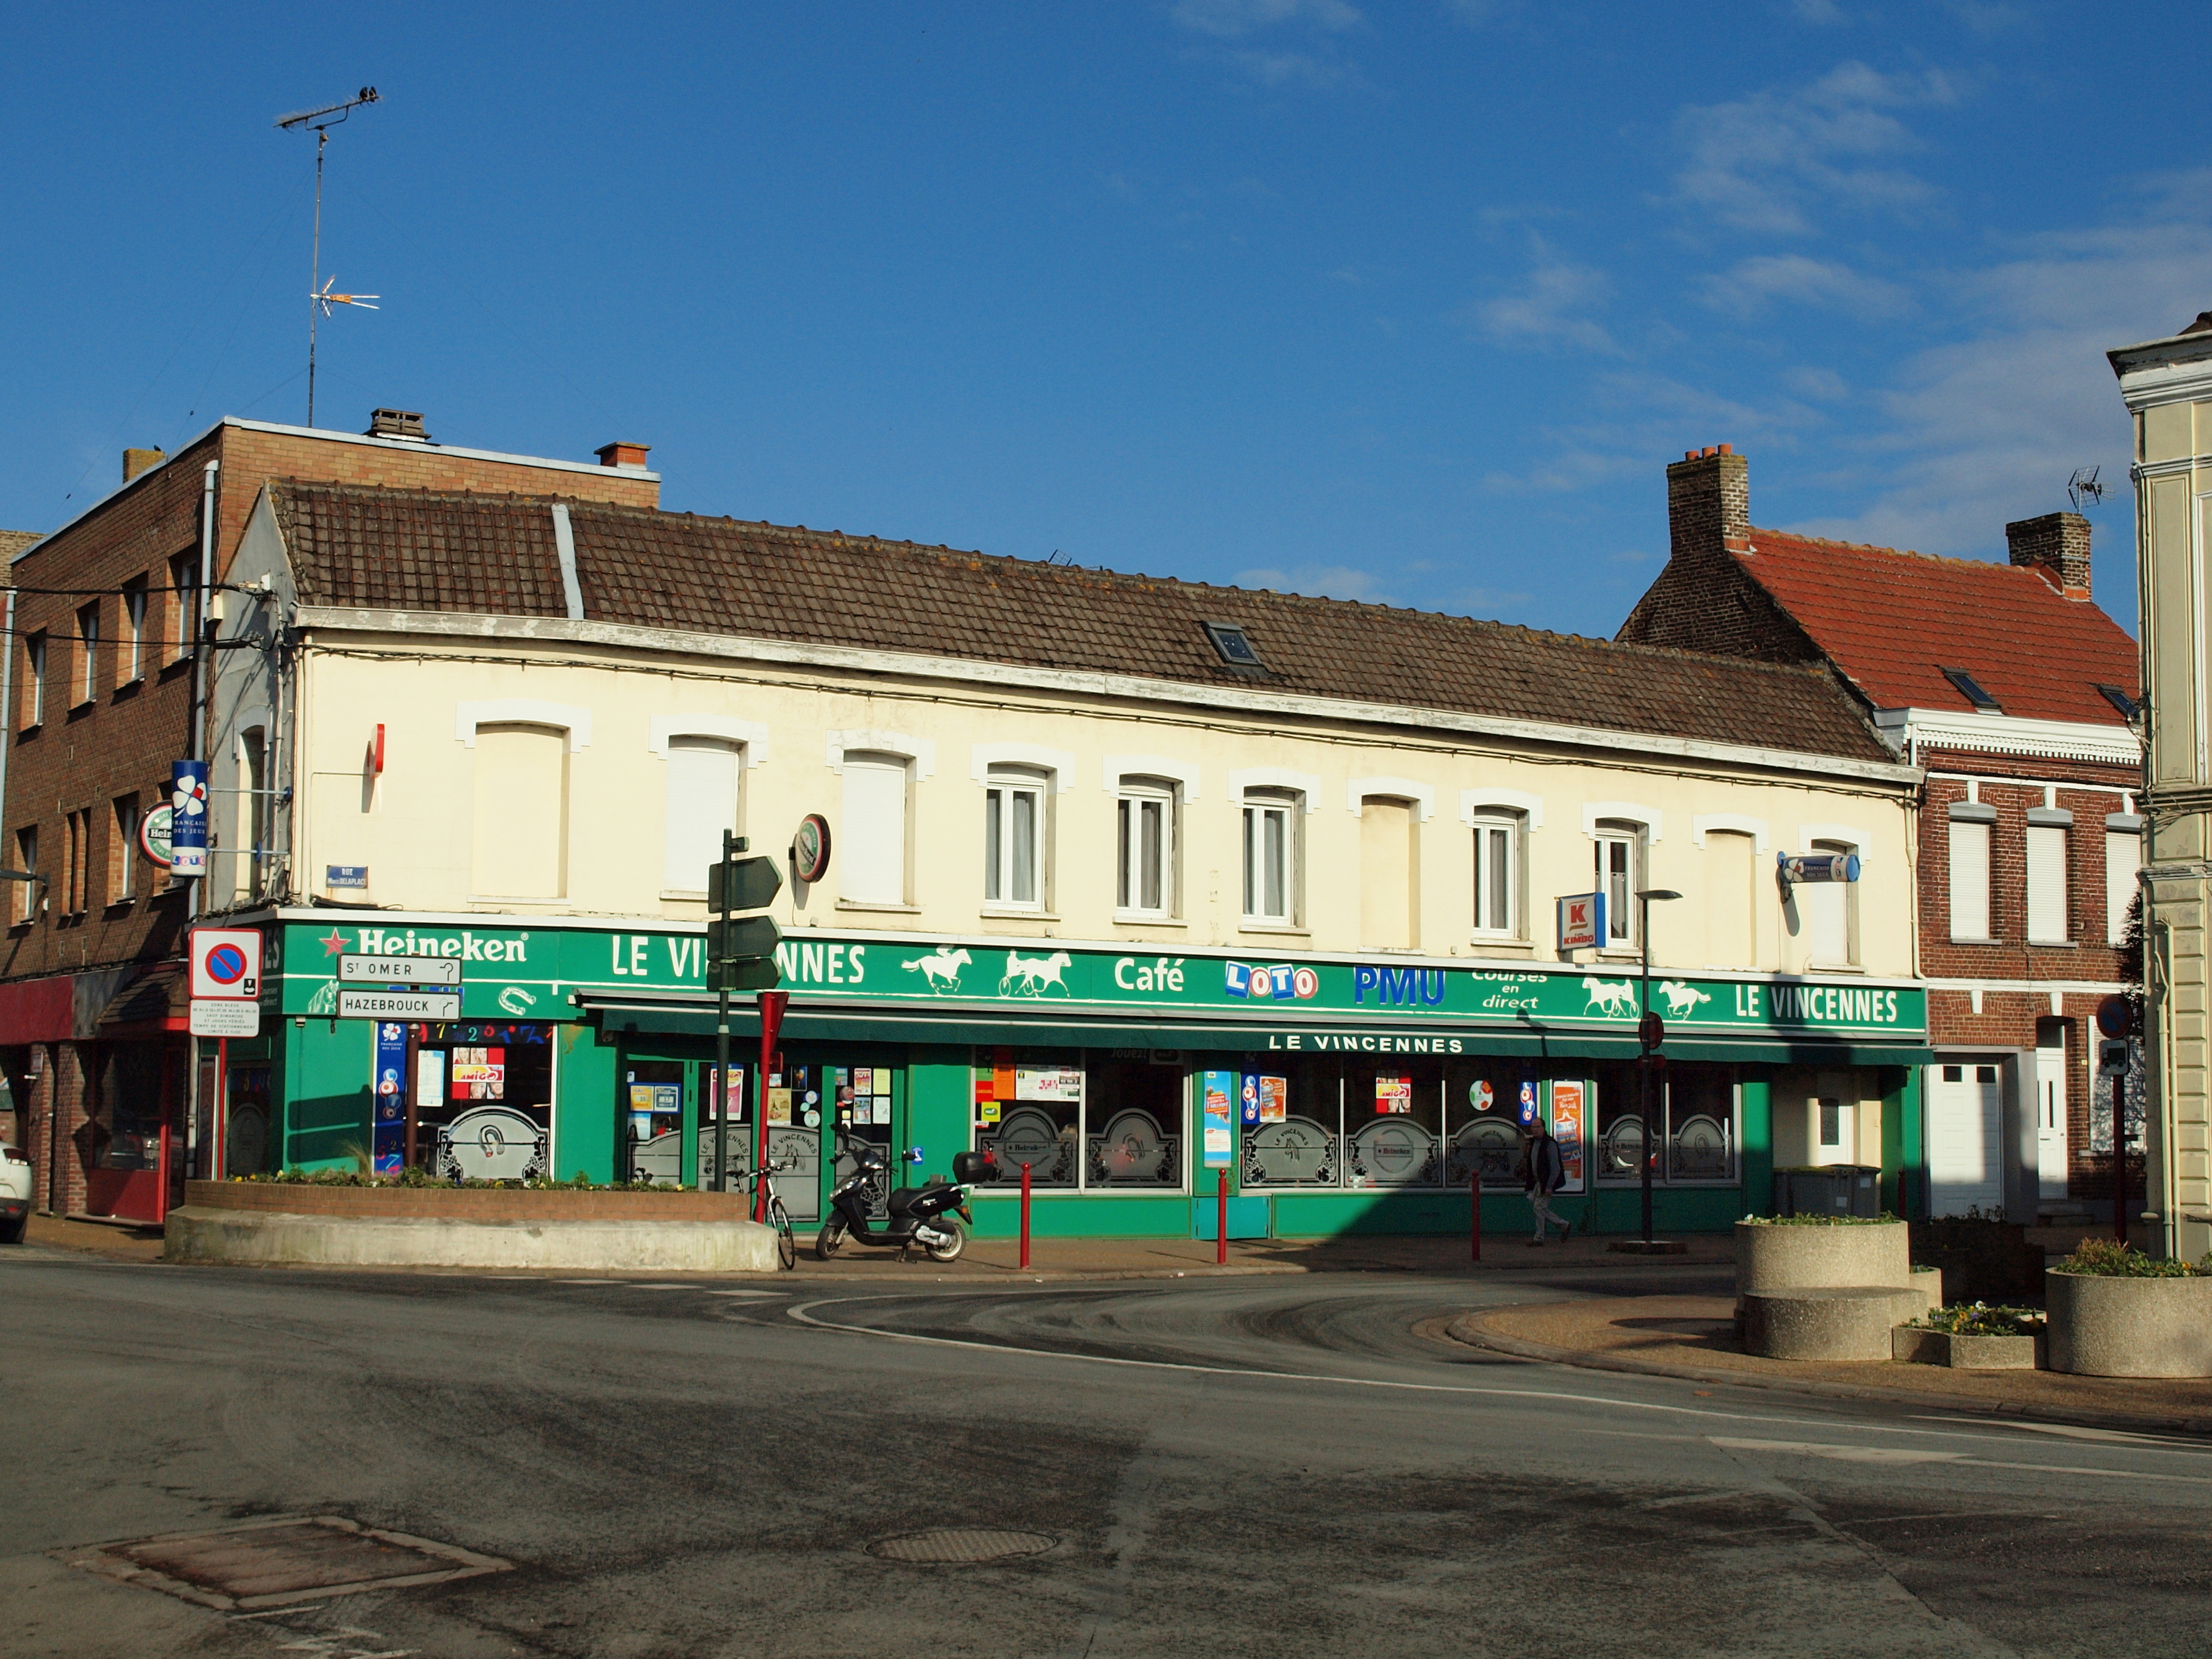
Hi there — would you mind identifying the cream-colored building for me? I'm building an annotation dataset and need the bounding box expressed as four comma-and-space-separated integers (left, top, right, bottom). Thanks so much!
204, 470, 1928, 1236
2112, 314, 2212, 1261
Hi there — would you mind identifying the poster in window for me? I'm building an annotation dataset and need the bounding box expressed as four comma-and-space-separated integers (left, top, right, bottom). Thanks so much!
1258, 1075, 1288, 1124
450, 1047, 506, 1101
1470, 1079, 1493, 1114
1550, 1080, 1587, 1193
979, 1100, 1001, 1125
1202, 1069, 1235, 1167
1015, 1067, 1084, 1102
415, 1048, 447, 1110
1375, 1075, 1414, 1114
372, 1022, 408, 1173
1239, 1076, 1261, 1128
768, 1087, 793, 1126
853, 1068, 873, 1093
1517, 1079, 1539, 1130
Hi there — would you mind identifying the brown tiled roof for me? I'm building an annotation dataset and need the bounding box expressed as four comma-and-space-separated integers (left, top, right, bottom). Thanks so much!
269, 481, 1895, 764
1731, 529, 2139, 726
0, 529, 46, 561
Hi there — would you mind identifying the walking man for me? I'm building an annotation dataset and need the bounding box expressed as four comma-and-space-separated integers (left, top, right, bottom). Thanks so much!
1519, 1124, 1574, 1247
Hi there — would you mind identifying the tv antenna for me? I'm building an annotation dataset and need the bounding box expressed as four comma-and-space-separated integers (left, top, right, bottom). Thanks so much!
275, 87, 381, 428
2068, 465, 2106, 512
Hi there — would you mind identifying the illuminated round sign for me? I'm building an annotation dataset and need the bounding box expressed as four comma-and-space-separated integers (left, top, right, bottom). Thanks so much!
793, 813, 833, 884
139, 803, 175, 868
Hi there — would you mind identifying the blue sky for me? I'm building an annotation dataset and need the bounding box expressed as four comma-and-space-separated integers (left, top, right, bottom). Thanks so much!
3, 2, 2204, 639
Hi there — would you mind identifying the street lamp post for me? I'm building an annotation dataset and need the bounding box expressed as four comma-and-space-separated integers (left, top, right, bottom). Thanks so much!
1637, 888, 1682, 1245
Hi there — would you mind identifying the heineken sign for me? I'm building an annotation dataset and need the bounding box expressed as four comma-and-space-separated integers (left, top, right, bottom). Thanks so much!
271, 919, 1924, 1038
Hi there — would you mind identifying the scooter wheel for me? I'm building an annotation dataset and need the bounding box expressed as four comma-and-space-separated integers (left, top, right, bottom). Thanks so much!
922, 1217, 966, 1263
815, 1219, 847, 1261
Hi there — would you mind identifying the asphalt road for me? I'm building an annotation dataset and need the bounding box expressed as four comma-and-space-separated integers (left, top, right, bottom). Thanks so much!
8, 1246, 2211, 1659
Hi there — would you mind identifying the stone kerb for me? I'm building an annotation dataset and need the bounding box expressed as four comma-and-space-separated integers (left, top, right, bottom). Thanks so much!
2047, 1272, 2212, 1378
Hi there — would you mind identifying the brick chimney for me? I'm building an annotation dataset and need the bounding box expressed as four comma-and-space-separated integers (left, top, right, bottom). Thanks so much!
122, 447, 165, 483
1666, 443, 1750, 561
595, 442, 651, 471
2005, 511, 2092, 599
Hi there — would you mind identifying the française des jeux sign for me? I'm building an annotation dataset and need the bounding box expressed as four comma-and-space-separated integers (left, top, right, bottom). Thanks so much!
274, 921, 1924, 1037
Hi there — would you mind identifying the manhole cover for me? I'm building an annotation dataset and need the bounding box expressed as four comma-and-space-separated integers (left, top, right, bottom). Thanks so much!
59, 1515, 513, 1611
867, 1528, 1057, 1565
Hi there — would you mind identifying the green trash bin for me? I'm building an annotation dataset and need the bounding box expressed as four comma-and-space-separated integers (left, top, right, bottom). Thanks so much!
1772, 1165, 1882, 1218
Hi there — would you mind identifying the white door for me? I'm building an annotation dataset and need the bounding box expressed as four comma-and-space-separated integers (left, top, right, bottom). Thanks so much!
2035, 1028, 2069, 1201
1927, 1060, 2002, 1215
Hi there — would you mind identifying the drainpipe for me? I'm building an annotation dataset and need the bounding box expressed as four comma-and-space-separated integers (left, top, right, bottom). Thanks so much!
189, 461, 218, 924
0, 587, 14, 863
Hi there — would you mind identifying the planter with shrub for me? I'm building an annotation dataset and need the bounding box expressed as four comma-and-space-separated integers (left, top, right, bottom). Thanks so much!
2045, 1239, 2212, 1378
1892, 1304, 2045, 1370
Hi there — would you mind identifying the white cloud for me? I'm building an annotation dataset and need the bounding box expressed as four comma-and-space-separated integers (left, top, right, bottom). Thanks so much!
1472, 255, 1619, 353
1701, 252, 1912, 318
1671, 61, 1956, 235
1233, 562, 1394, 602
1170, 0, 1361, 38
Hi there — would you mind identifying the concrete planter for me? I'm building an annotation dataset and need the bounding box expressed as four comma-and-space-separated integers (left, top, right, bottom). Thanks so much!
1891, 1326, 2043, 1370
163, 1180, 779, 1272
1742, 1286, 1924, 1361
2046, 1271, 2212, 1378
1736, 1221, 1935, 1311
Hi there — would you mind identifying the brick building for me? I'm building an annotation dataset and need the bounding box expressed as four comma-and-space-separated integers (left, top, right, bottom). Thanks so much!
1617, 445, 2143, 1224
1, 413, 657, 1221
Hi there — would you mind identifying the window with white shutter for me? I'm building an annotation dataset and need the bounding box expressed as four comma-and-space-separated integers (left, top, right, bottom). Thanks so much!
472, 723, 568, 899
840, 752, 909, 905
1948, 811, 1992, 940
662, 737, 741, 893
2106, 819, 2141, 945
1802, 837, 1857, 965
2025, 818, 2069, 944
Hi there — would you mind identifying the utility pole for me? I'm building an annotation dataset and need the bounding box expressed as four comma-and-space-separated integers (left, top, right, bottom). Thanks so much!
1636, 888, 1681, 1246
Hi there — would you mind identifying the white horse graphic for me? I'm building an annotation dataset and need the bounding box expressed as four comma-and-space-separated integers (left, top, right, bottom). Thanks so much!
1000, 950, 1074, 997
1581, 977, 1637, 1017
901, 947, 971, 993
1657, 980, 1713, 1019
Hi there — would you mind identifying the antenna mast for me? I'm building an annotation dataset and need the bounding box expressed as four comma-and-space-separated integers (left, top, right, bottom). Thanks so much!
275, 87, 381, 428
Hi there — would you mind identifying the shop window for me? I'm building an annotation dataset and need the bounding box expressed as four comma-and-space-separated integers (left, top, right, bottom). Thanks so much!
471, 722, 568, 899
75, 601, 99, 707
1593, 820, 1641, 947
839, 751, 909, 905
1593, 1060, 1738, 1186
1470, 812, 1522, 939
2027, 821, 2069, 943
94, 1043, 166, 1173
969, 1049, 1184, 1190
662, 736, 742, 894
410, 1022, 555, 1180
13, 826, 35, 922
1239, 1055, 1345, 1187
1443, 1058, 1544, 1189
1347, 1058, 1445, 1187
22, 632, 44, 728
2106, 821, 2140, 945
1802, 837, 1858, 966
1115, 778, 1176, 919
1359, 796, 1417, 950
111, 795, 138, 901
121, 575, 146, 685
1242, 788, 1300, 926
984, 765, 1048, 910
1948, 813, 1992, 939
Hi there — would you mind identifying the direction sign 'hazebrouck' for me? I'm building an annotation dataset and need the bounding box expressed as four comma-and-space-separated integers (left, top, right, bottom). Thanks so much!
336, 989, 462, 1020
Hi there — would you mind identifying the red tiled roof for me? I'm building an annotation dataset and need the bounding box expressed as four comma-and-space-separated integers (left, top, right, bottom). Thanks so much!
1731, 529, 2140, 725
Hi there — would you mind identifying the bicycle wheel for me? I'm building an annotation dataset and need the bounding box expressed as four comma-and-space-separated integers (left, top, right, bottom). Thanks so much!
769, 1195, 797, 1271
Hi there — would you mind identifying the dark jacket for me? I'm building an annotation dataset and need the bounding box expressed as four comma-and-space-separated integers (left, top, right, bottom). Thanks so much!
1520, 1131, 1565, 1195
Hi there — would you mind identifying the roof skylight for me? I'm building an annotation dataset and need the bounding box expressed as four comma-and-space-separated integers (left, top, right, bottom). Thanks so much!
1203, 620, 1262, 668
1940, 667, 2002, 713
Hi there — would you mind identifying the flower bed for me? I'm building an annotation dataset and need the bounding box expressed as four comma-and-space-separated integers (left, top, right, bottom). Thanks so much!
2046, 1240, 2212, 1379
1892, 1302, 2045, 1370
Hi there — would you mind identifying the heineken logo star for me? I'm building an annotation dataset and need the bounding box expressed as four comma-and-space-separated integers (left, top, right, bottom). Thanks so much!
320, 928, 351, 956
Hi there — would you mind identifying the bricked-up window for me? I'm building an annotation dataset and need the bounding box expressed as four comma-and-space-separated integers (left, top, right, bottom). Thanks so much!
1594, 821, 1641, 947
121, 577, 147, 683
167, 552, 196, 665
2026, 812, 2070, 944
1705, 830, 1756, 966
1242, 788, 1301, 926
471, 723, 568, 900
111, 795, 138, 901
64, 808, 90, 914
21, 633, 44, 727
2107, 817, 2142, 944
12, 827, 35, 922
1948, 804, 1994, 940
1471, 812, 1523, 938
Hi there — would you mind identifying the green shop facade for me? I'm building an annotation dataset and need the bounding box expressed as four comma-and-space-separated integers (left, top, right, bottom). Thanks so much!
230, 910, 1932, 1238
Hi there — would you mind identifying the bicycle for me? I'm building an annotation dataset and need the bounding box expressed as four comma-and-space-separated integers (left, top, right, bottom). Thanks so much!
737, 1157, 798, 1271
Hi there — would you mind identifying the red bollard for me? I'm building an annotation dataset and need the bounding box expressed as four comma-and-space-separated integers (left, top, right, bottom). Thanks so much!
1217, 1168, 1229, 1265
1471, 1171, 1481, 1263
1019, 1162, 1032, 1270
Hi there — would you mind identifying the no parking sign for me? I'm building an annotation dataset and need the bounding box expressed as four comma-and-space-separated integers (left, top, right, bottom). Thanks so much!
190, 929, 262, 1000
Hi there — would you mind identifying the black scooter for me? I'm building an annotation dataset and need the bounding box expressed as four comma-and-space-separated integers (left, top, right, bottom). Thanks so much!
815, 1138, 990, 1262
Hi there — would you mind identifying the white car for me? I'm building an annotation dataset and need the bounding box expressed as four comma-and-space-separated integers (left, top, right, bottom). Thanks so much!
0, 1142, 29, 1243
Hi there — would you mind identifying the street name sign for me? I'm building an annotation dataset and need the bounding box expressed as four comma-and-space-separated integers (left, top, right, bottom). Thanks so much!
337, 989, 462, 1020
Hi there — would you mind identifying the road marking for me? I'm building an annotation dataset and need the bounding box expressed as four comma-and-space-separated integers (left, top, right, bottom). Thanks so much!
1911, 1415, 2208, 1449
1712, 1436, 2212, 1485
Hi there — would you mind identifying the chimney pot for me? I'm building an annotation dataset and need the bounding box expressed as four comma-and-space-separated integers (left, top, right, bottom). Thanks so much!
365, 409, 430, 442
1717, 443, 1732, 455
2005, 511, 2093, 599
596, 441, 651, 471
122, 447, 165, 483
1684, 450, 1697, 462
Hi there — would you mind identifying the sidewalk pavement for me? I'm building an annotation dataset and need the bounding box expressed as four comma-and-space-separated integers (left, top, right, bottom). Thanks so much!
15, 1215, 1732, 1282
1447, 1294, 2212, 1437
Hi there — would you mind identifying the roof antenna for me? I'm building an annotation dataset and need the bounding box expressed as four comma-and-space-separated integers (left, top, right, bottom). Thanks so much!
2067, 465, 2106, 512
275, 87, 381, 430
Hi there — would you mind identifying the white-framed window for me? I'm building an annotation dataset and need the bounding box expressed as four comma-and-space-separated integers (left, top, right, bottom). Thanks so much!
239, 726, 269, 901
1816, 1096, 1853, 1157
1949, 806, 1993, 940
840, 751, 911, 906
1593, 819, 1641, 947
75, 602, 99, 707
1471, 811, 1522, 937
22, 633, 44, 727
2106, 817, 2141, 945
1803, 837, 1859, 966
168, 551, 196, 664
112, 794, 138, 901
470, 721, 568, 900
12, 826, 34, 922
122, 577, 146, 684
1115, 776, 1177, 918
984, 765, 1048, 910
2027, 815, 2070, 944
662, 736, 742, 894
1242, 788, 1300, 925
